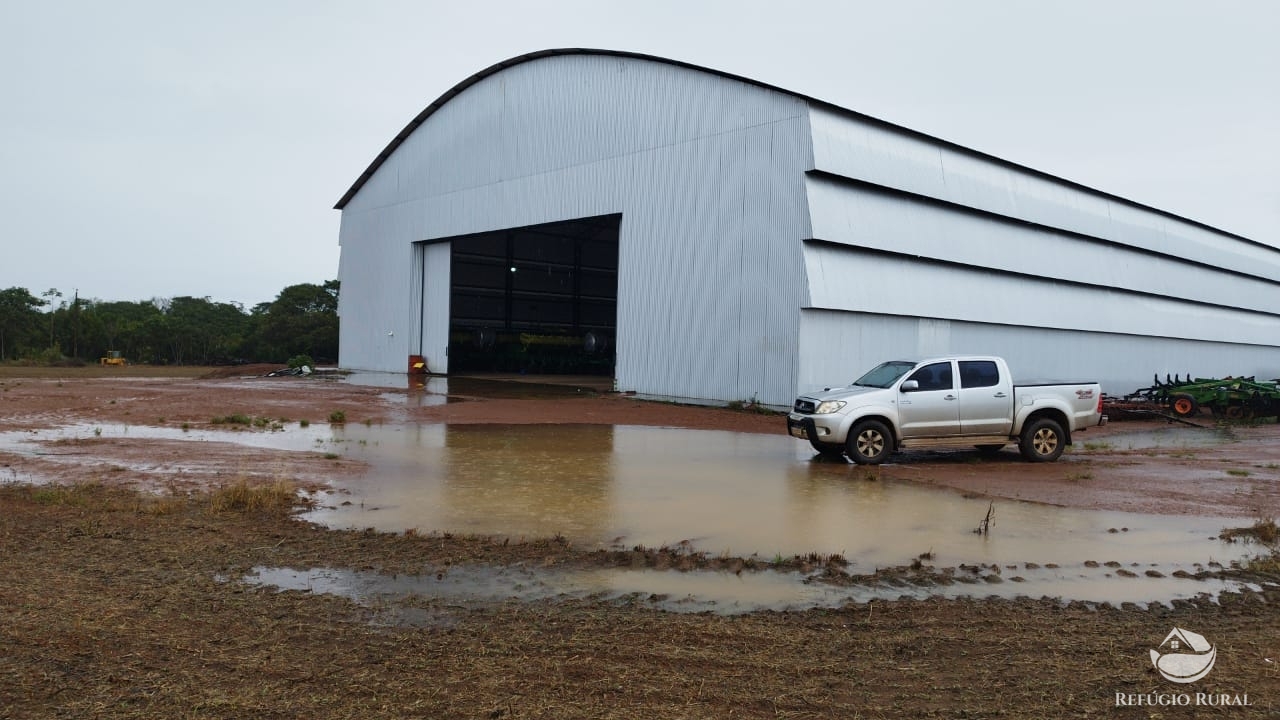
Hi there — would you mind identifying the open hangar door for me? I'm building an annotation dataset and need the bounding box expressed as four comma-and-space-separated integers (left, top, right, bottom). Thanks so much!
447, 214, 619, 376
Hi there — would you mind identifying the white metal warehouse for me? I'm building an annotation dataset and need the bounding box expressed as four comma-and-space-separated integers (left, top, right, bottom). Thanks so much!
334, 48, 1280, 407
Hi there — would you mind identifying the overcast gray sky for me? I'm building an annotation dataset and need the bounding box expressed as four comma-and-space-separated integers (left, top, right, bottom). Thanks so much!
3, 0, 1276, 307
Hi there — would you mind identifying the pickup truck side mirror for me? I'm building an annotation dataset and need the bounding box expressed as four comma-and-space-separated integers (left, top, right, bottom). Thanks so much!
900, 379, 920, 392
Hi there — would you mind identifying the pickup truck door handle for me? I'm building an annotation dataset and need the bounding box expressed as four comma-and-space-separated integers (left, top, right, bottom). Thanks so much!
993, 392, 1008, 398
945, 395, 957, 401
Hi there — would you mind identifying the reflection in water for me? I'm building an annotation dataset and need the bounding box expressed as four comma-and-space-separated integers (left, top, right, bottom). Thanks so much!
305, 424, 1251, 574
2, 418, 1266, 607
439, 425, 615, 541
303, 424, 618, 540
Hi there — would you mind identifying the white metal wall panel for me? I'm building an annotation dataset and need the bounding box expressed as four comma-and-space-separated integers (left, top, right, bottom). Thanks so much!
802, 243, 1280, 345
808, 106, 1280, 283
420, 241, 451, 374
407, 242, 424, 354
344, 57, 809, 216
798, 309, 1280, 400
795, 311, 932, 392
733, 121, 813, 403
337, 209, 411, 372
806, 176, 1280, 315
338, 54, 814, 405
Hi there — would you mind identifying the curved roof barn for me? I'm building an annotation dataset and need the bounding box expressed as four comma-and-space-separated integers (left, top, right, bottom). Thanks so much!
335, 49, 1280, 406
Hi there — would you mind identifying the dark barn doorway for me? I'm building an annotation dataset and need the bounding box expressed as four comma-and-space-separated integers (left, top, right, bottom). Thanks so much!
448, 214, 619, 375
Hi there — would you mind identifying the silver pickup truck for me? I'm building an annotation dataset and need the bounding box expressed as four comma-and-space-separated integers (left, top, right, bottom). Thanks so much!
786, 356, 1106, 464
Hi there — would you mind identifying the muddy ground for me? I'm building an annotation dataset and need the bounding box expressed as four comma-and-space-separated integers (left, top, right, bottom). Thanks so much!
1, 366, 1278, 718
3, 365, 1279, 517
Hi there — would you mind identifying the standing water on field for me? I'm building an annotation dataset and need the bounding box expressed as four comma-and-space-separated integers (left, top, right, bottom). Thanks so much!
303, 423, 1253, 574
1, 416, 1267, 608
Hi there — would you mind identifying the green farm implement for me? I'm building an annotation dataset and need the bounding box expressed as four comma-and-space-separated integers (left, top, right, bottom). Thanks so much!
1126, 374, 1280, 420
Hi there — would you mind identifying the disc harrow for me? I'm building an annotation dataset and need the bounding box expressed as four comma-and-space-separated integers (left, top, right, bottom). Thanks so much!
1123, 373, 1280, 420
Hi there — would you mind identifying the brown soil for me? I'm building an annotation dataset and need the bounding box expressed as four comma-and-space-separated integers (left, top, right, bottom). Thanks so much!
2, 368, 1279, 718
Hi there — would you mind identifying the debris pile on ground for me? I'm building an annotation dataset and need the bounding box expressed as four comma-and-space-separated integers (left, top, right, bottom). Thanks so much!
266, 364, 312, 377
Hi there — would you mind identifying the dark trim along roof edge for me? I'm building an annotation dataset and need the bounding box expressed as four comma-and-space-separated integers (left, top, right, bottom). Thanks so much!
333, 47, 1260, 249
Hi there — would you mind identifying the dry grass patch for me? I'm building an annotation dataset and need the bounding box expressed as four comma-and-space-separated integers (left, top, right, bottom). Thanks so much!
1222, 517, 1280, 576
208, 478, 302, 514
1221, 517, 1280, 545
1242, 552, 1280, 575
133, 494, 186, 516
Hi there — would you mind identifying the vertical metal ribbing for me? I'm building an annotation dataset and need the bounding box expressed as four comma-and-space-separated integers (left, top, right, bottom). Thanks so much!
337, 54, 813, 403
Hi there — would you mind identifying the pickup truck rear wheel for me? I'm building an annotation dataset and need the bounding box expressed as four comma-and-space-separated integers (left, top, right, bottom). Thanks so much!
846, 420, 892, 465
1019, 418, 1065, 462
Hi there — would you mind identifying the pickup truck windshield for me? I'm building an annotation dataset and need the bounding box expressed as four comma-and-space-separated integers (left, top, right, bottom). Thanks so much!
852, 361, 917, 388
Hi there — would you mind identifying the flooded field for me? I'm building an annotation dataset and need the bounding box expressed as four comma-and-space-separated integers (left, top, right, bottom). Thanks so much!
3, 416, 1269, 609
297, 423, 1248, 569
6, 370, 1278, 718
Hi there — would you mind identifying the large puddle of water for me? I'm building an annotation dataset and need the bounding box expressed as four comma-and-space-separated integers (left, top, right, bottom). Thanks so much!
3, 419, 1269, 608
297, 424, 1250, 571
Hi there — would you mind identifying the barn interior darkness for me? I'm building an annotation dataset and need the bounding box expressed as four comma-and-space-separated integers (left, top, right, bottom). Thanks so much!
447, 214, 619, 375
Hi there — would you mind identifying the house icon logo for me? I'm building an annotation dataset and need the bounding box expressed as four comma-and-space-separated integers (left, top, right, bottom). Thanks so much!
1150, 628, 1217, 684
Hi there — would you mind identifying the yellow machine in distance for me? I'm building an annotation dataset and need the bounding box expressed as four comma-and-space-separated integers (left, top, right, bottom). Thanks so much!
99, 350, 126, 366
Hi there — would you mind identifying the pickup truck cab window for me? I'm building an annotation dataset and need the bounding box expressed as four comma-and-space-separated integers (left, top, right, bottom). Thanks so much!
905, 362, 953, 392
959, 360, 1000, 388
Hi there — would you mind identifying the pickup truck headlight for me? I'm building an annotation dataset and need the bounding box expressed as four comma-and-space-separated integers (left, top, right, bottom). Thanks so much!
814, 400, 846, 414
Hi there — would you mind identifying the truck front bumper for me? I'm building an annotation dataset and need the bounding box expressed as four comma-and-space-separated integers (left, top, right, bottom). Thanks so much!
786, 415, 814, 439
786, 413, 842, 442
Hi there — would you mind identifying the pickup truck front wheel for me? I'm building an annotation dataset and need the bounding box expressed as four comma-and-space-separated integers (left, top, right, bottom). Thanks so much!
1019, 418, 1065, 462
846, 420, 893, 465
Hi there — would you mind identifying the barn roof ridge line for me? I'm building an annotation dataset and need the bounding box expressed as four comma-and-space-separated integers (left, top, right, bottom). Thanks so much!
334, 47, 1261, 250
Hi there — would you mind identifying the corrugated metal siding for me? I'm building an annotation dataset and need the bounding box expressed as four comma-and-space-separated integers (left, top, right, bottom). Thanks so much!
805, 176, 1280, 316
808, 105, 1280, 283
421, 241, 451, 373
800, 103, 1280, 401
337, 209, 411, 372
798, 309, 1280, 399
802, 242, 1280, 345
407, 242, 425, 354
338, 54, 813, 405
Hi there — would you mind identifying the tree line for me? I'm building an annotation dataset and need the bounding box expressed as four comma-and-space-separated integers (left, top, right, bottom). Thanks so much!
0, 281, 338, 366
